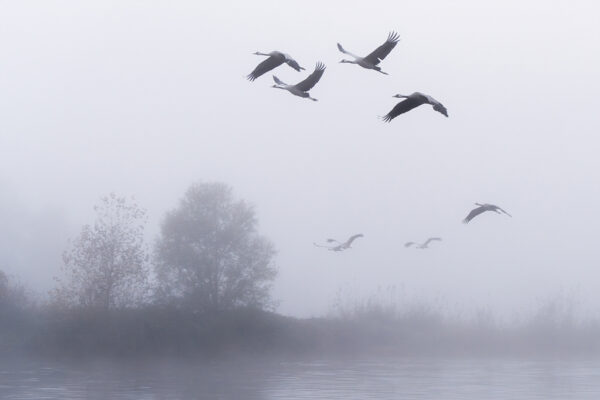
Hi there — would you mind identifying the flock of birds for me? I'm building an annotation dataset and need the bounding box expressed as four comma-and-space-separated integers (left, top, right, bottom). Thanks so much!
247, 32, 511, 252
312, 202, 511, 252
247, 32, 447, 120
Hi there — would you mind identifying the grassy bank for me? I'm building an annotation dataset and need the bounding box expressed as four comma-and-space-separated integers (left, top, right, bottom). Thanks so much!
3, 301, 600, 359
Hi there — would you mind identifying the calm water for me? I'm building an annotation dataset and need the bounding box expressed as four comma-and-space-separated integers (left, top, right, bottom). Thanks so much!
1, 357, 599, 399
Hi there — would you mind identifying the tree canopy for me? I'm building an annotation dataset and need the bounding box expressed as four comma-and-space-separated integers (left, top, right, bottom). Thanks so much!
154, 182, 277, 312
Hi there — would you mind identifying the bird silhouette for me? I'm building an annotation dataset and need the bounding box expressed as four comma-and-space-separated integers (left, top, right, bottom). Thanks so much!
272, 62, 326, 101
382, 92, 448, 121
337, 32, 400, 75
463, 203, 512, 223
247, 51, 304, 81
314, 234, 364, 251
404, 237, 442, 249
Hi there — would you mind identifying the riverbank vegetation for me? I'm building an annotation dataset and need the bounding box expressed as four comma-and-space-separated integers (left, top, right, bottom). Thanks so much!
2, 182, 600, 359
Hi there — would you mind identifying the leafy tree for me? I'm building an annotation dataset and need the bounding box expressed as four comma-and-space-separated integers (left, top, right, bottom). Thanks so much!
54, 194, 149, 311
155, 182, 277, 312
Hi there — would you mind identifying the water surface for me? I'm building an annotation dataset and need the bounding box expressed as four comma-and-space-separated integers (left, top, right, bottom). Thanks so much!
1, 357, 599, 399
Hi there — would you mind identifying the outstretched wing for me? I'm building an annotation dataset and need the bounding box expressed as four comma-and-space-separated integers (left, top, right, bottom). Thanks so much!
247, 55, 284, 81
272, 75, 286, 86
382, 97, 422, 122
337, 43, 360, 59
463, 206, 487, 224
284, 56, 305, 72
337, 42, 348, 54
364, 31, 400, 65
344, 233, 364, 247
423, 237, 442, 246
294, 62, 326, 92
433, 103, 449, 117
424, 94, 449, 117
496, 206, 512, 217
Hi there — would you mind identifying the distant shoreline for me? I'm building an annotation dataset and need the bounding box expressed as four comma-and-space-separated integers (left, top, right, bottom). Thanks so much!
3, 306, 600, 359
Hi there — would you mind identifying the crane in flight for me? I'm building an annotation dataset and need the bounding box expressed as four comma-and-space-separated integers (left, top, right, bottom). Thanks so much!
463, 203, 512, 223
337, 31, 400, 75
382, 92, 448, 122
247, 51, 304, 81
314, 234, 364, 252
272, 62, 326, 101
404, 237, 442, 249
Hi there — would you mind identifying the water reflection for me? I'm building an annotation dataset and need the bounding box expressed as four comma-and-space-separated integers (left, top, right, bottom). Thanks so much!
1, 357, 599, 399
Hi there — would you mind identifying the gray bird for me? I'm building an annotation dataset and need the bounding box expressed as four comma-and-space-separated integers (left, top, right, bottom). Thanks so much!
382, 92, 448, 121
405, 237, 442, 249
337, 32, 400, 75
247, 51, 304, 81
463, 203, 512, 224
272, 62, 326, 101
314, 233, 364, 251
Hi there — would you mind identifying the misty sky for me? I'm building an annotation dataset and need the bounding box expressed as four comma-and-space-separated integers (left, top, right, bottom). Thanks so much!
1, 1, 599, 317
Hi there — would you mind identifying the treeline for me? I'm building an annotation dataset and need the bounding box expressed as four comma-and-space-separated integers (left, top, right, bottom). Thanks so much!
1, 181, 280, 357
3, 288, 600, 358
52, 182, 277, 313
2, 181, 600, 358
3, 274, 600, 357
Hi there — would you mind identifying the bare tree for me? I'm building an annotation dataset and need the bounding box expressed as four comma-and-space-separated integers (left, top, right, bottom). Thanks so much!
0, 270, 8, 303
0, 269, 30, 312
54, 193, 149, 311
154, 182, 277, 312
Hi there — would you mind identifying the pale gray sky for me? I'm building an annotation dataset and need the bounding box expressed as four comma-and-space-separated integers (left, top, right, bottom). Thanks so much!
1, 1, 599, 317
